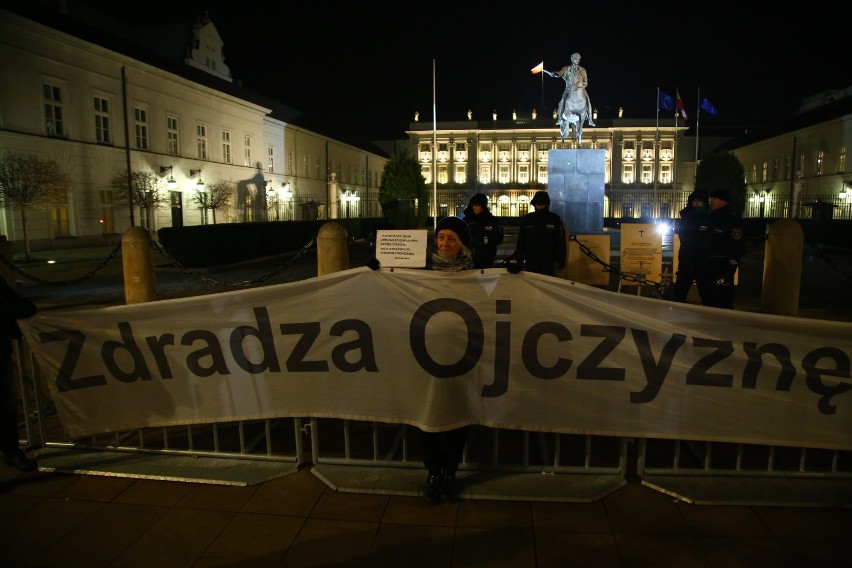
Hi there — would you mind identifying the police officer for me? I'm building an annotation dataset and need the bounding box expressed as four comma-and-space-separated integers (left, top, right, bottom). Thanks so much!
696, 188, 744, 309
672, 189, 709, 302
508, 191, 567, 276
462, 193, 504, 269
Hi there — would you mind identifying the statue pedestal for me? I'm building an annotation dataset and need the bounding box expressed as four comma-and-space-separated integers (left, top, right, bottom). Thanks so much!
547, 149, 605, 234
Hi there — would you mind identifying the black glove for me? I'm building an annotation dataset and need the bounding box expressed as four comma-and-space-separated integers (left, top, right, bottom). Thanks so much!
506, 261, 522, 274
366, 257, 381, 271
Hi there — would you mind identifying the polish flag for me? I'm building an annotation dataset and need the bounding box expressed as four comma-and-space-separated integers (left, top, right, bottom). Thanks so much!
531, 62, 544, 74
676, 90, 688, 120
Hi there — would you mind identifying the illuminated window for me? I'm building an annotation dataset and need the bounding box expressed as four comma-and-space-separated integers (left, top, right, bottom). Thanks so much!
498, 164, 510, 183
622, 163, 635, 184
454, 164, 466, 183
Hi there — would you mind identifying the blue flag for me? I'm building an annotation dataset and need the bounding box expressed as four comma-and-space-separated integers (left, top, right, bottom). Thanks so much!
700, 98, 720, 115
658, 90, 674, 111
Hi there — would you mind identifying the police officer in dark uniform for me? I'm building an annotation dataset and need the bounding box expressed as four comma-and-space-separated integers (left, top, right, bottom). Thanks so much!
696, 188, 744, 309
508, 191, 567, 276
672, 189, 709, 302
462, 193, 504, 269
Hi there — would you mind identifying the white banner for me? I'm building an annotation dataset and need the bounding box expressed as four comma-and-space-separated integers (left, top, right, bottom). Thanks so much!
19, 268, 852, 449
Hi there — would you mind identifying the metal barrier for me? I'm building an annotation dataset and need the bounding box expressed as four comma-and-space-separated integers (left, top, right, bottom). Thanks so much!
637, 438, 852, 506
11, 338, 851, 504
308, 417, 626, 475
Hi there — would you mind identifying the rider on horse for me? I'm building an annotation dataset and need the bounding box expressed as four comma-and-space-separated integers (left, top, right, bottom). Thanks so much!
546, 52, 595, 128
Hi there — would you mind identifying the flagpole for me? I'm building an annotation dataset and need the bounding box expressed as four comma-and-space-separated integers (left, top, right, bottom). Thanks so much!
674, 86, 679, 195
432, 58, 437, 229
654, 88, 659, 214
694, 86, 701, 183
540, 67, 544, 115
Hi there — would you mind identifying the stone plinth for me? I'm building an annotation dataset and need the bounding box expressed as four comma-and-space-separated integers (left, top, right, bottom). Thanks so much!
547, 149, 605, 233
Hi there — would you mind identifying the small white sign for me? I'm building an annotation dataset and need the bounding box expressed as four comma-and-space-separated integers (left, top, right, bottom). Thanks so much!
375, 230, 428, 268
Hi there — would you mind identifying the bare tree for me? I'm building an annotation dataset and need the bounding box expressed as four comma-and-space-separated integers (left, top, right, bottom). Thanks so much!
107, 169, 169, 232
0, 149, 72, 259
188, 180, 233, 224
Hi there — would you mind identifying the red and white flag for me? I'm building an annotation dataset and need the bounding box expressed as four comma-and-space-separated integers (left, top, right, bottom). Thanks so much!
676, 89, 688, 120
531, 62, 544, 74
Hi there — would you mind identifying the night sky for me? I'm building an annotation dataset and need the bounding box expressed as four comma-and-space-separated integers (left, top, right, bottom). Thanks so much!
69, 1, 850, 141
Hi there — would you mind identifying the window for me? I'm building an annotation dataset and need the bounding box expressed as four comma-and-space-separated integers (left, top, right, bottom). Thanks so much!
498, 164, 510, 183
622, 163, 635, 184
518, 164, 529, 184
287, 151, 294, 174
454, 164, 466, 184
772, 158, 779, 182
751, 163, 758, 183
421, 164, 432, 185
51, 188, 70, 235
244, 134, 252, 166
99, 188, 115, 233
196, 124, 208, 159
437, 164, 448, 184
134, 108, 148, 150
222, 130, 232, 163
94, 97, 111, 143
167, 116, 179, 156
479, 143, 492, 163
498, 143, 510, 163
43, 83, 64, 136
839, 146, 847, 174
454, 142, 466, 162
762, 161, 769, 182
268, 146, 274, 173
537, 164, 548, 184
640, 163, 653, 184
659, 163, 672, 184
419, 143, 431, 163
816, 150, 824, 176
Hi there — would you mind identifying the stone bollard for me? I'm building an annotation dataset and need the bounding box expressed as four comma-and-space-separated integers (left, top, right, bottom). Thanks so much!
121, 226, 156, 304
762, 219, 804, 316
317, 222, 349, 276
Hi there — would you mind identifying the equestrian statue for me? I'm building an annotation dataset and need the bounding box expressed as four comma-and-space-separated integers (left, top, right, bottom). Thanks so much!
544, 52, 595, 144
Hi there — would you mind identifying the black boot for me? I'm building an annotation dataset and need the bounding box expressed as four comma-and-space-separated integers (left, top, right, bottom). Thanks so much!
441, 469, 458, 502
423, 468, 442, 504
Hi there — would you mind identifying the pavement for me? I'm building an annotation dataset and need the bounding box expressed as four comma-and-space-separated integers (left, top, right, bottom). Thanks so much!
2, 234, 851, 566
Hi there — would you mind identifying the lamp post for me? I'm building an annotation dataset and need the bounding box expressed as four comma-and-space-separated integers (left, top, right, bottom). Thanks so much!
281, 182, 293, 221
160, 165, 177, 190
267, 187, 280, 221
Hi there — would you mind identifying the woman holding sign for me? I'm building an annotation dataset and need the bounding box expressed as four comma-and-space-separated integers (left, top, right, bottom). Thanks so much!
368, 216, 473, 503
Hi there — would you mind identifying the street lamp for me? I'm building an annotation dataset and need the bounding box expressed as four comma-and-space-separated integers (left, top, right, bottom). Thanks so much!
341, 191, 360, 218
281, 182, 293, 221
266, 186, 281, 221
160, 165, 177, 190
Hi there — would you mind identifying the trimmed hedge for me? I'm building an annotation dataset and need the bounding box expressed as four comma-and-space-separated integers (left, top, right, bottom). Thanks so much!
157, 218, 387, 268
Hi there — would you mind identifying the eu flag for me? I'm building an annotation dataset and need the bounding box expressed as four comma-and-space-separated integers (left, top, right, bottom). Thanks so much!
658, 90, 674, 111
700, 98, 720, 115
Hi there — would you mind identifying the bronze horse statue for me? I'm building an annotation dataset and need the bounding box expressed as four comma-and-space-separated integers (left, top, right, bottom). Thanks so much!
545, 67, 592, 145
